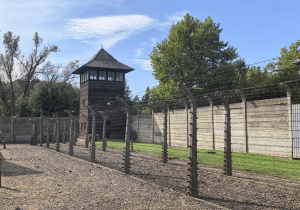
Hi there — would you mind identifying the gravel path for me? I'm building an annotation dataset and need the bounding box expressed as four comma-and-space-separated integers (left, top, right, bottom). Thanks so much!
0, 144, 223, 210
1, 142, 300, 209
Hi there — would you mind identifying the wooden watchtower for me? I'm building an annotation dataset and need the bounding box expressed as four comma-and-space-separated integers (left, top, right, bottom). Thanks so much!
72, 47, 134, 139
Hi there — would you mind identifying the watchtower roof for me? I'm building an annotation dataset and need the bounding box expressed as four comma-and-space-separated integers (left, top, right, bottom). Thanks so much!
72, 48, 134, 74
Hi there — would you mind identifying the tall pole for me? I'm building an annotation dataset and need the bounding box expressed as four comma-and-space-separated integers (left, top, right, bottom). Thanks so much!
178, 82, 198, 197
116, 96, 131, 174
204, 95, 215, 150
40, 110, 43, 146
235, 90, 248, 153
215, 92, 232, 176
280, 82, 293, 159
86, 106, 96, 162
91, 110, 96, 162
81, 114, 89, 148
46, 118, 50, 148
166, 104, 171, 147
182, 100, 189, 147
151, 107, 154, 144
63, 120, 66, 144
99, 111, 108, 151
64, 110, 73, 156
158, 102, 168, 163
55, 113, 60, 152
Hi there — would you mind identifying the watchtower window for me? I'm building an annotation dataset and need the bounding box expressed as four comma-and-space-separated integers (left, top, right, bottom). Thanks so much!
108, 71, 115, 81
99, 71, 106, 80
116, 72, 124, 81
90, 70, 97, 80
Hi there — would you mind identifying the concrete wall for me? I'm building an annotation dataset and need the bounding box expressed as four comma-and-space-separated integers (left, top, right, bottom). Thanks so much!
0, 117, 79, 143
130, 97, 291, 158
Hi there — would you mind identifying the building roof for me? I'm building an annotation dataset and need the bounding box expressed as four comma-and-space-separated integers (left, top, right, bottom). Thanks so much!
72, 48, 134, 74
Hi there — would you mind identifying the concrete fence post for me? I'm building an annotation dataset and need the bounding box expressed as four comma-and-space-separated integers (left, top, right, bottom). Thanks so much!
235, 90, 248, 153
204, 95, 215, 150
55, 113, 60, 152
81, 114, 89, 148
182, 100, 189, 148
0, 157, 2, 188
158, 102, 168, 163
178, 82, 198, 198
99, 111, 108, 151
64, 110, 74, 156
63, 120, 66, 144
40, 110, 43, 146
137, 109, 140, 141
166, 104, 171, 147
215, 92, 232, 176
73, 118, 78, 146
279, 82, 293, 159
116, 96, 131, 174
86, 106, 96, 162
10, 115, 16, 144
91, 110, 96, 162
46, 118, 50, 148
29, 119, 37, 145
151, 106, 154, 144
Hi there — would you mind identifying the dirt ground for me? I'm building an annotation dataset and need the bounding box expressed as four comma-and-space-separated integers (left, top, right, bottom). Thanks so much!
1, 142, 300, 209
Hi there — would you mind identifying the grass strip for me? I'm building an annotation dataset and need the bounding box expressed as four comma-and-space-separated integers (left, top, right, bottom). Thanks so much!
95, 140, 300, 180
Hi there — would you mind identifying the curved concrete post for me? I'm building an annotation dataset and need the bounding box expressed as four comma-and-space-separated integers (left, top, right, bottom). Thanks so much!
10, 115, 16, 144
235, 90, 248, 153
29, 119, 37, 145
54, 113, 60, 152
157, 102, 168, 163
204, 95, 215, 150
166, 104, 171, 147
150, 106, 155, 144
181, 100, 190, 147
45, 118, 51, 148
178, 82, 198, 198
86, 106, 96, 163
99, 111, 108, 151
116, 96, 131, 174
280, 82, 293, 159
81, 114, 89, 148
40, 110, 43, 146
215, 92, 232, 176
64, 110, 74, 156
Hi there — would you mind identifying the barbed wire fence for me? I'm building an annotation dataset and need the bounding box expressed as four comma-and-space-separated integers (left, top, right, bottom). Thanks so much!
11, 67, 299, 200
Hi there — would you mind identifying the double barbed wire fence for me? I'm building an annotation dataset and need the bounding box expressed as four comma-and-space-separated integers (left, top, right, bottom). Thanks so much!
2, 78, 298, 200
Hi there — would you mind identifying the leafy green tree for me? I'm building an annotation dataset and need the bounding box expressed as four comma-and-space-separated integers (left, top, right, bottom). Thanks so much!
149, 13, 238, 101
264, 41, 300, 83
15, 81, 79, 117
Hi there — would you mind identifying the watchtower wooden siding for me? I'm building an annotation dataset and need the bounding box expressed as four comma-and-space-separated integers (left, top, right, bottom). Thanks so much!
73, 48, 134, 140
79, 78, 126, 139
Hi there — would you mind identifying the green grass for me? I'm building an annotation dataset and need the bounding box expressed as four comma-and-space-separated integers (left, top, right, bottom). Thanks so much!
95, 140, 300, 180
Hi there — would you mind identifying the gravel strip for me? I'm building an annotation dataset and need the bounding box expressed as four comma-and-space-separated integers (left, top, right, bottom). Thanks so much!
53, 141, 300, 209
0, 144, 224, 210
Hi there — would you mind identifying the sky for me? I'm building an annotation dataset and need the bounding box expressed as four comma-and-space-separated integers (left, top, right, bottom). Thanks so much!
0, 0, 299, 99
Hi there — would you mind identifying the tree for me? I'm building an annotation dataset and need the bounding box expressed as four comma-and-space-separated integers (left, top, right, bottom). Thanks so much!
149, 13, 238, 101
0, 31, 78, 116
18, 32, 59, 97
264, 41, 300, 83
0, 31, 20, 115
15, 81, 79, 117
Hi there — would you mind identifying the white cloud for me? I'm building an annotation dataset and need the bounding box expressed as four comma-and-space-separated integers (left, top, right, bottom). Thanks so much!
66, 15, 155, 48
131, 59, 153, 71
134, 48, 143, 58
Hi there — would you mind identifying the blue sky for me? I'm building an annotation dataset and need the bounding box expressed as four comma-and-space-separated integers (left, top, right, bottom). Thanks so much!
0, 0, 299, 98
